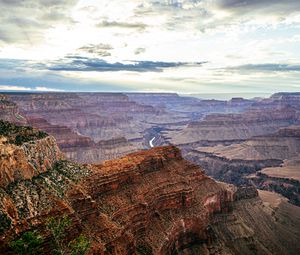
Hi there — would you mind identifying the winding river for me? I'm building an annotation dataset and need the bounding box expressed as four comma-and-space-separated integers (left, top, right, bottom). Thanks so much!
149, 137, 155, 148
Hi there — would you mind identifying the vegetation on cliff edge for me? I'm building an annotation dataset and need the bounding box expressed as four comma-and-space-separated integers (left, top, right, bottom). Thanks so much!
0, 120, 48, 145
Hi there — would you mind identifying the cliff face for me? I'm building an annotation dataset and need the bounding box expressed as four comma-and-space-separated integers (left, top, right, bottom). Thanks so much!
1, 122, 300, 255
185, 126, 300, 205
0, 127, 234, 254
26, 117, 137, 163
4, 93, 170, 163
80, 146, 236, 254
2, 92, 300, 165
0, 120, 62, 188
168, 106, 299, 145
2, 92, 258, 164
190, 189, 300, 255
0, 95, 26, 125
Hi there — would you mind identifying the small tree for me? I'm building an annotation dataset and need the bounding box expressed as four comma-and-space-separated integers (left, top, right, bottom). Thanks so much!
69, 234, 90, 255
9, 231, 44, 255
46, 215, 90, 255
46, 215, 72, 255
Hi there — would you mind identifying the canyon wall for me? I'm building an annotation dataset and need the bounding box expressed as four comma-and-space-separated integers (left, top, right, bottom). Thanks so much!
1, 121, 299, 254
1, 92, 259, 164
185, 126, 300, 205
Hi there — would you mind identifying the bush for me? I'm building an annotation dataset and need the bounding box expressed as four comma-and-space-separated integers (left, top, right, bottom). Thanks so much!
9, 231, 44, 255
46, 215, 90, 255
136, 243, 153, 255
69, 235, 90, 255
0, 120, 48, 145
0, 212, 11, 234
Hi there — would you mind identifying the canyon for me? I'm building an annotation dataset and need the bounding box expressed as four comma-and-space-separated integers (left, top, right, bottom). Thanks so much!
0, 92, 259, 164
0, 92, 300, 254
1, 120, 299, 255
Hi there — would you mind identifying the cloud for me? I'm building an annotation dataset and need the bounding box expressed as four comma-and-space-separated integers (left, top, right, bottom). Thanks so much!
0, 85, 31, 91
79, 43, 113, 51
134, 48, 146, 55
132, 0, 300, 34
0, 0, 299, 95
97, 20, 147, 30
226, 63, 300, 72
78, 43, 113, 57
215, 0, 300, 13
45, 56, 205, 72
0, 0, 78, 44
34, 86, 64, 91
0, 85, 64, 91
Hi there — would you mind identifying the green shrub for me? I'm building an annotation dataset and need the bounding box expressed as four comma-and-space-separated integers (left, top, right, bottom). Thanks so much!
46, 215, 90, 255
0, 212, 11, 234
0, 120, 48, 145
69, 235, 90, 255
136, 243, 153, 255
9, 231, 44, 255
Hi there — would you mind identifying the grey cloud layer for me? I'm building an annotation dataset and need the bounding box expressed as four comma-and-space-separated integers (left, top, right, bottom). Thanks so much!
78, 44, 114, 57
0, 0, 78, 44
97, 21, 147, 30
46, 56, 204, 72
0, 57, 204, 73
1, 0, 299, 45
216, 0, 300, 11
228, 64, 300, 72
134, 0, 300, 33
2, 57, 300, 74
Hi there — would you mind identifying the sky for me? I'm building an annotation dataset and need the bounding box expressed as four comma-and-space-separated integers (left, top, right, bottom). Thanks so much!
0, 0, 300, 97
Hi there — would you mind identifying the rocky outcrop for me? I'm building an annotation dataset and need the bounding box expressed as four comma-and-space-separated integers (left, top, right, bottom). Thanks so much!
187, 191, 300, 255
185, 149, 282, 184
234, 185, 258, 200
250, 172, 300, 206
27, 117, 93, 149
168, 105, 299, 145
64, 136, 137, 163
184, 126, 300, 205
26, 116, 137, 163
0, 122, 299, 254
0, 95, 26, 125
0, 121, 62, 188
5, 93, 168, 163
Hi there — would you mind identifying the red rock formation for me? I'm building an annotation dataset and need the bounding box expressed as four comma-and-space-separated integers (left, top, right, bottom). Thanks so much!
167, 105, 299, 145
0, 122, 234, 253
27, 117, 93, 148
184, 126, 300, 205
0, 95, 27, 125
0, 134, 62, 188
5, 93, 167, 163
0, 122, 299, 254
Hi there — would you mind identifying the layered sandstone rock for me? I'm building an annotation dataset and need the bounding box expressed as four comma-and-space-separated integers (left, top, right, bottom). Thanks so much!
2, 92, 299, 165
1, 122, 299, 254
184, 126, 300, 205
194, 126, 300, 161
127, 93, 254, 121
167, 105, 299, 145
5, 93, 170, 163
0, 95, 26, 125
0, 121, 62, 188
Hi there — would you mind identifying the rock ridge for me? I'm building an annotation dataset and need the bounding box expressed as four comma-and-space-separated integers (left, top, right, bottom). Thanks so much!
0, 121, 299, 255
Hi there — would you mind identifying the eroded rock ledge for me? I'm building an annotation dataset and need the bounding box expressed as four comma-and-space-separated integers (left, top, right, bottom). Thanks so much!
0, 122, 299, 254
